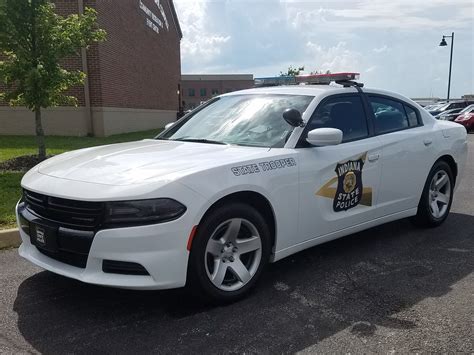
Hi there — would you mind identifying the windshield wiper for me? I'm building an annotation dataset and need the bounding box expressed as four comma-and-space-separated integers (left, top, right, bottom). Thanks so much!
173, 138, 228, 145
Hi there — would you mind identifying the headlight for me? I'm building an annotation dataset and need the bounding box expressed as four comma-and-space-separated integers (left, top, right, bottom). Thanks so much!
104, 199, 186, 226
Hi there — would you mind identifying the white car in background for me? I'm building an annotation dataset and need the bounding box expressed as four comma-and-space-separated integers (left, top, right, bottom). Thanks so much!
17, 73, 467, 303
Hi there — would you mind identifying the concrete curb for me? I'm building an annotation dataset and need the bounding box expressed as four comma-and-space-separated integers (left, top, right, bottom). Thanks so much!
0, 228, 21, 249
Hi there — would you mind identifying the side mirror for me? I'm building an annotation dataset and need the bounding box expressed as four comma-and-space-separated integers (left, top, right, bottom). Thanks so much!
306, 128, 343, 146
283, 108, 304, 127
164, 122, 175, 130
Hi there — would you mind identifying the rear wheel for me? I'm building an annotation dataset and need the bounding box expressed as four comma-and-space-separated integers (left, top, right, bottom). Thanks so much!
412, 161, 454, 227
187, 203, 271, 303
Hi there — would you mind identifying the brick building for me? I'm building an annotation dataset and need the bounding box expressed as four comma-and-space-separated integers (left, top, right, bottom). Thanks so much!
0, 0, 182, 136
180, 74, 254, 110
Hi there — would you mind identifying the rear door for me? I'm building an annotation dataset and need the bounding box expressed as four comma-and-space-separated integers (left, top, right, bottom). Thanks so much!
295, 93, 383, 243
366, 94, 436, 216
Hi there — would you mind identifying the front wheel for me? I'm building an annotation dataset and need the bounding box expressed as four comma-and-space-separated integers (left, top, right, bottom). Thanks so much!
187, 203, 271, 303
412, 160, 454, 227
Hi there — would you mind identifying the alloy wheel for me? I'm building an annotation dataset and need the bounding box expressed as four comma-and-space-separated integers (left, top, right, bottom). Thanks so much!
428, 170, 451, 218
204, 218, 262, 292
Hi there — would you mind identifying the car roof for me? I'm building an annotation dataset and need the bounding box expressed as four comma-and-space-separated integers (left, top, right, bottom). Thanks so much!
222, 85, 420, 108
222, 84, 358, 97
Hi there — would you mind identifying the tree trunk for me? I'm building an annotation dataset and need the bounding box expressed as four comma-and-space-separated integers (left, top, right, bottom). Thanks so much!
34, 106, 46, 160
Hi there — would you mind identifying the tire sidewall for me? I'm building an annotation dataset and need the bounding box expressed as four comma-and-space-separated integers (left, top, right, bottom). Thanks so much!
188, 202, 271, 302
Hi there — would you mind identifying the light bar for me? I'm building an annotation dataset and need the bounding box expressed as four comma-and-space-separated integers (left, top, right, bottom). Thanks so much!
254, 76, 297, 87
254, 72, 361, 87
296, 72, 360, 85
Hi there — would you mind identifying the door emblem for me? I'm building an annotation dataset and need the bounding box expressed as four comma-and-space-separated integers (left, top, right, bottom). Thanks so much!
316, 152, 373, 212
36, 227, 46, 245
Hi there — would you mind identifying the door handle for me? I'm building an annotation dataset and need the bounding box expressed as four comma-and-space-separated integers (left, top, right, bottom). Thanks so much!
368, 154, 380, 162
423, 139, 432, 146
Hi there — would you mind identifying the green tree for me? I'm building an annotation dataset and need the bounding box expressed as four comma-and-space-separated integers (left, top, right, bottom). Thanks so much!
280, 65, 305, 77
0, 0, 106, 159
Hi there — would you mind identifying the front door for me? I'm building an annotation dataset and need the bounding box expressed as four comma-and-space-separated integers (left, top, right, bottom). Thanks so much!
296, 94, 383, 243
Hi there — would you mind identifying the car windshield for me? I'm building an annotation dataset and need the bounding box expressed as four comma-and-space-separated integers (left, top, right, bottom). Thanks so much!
460, 104, 474, 113
158, 94, 314, 147
429, 104, 447, 112
441, 108, 461, 115
436, 103, 453, 111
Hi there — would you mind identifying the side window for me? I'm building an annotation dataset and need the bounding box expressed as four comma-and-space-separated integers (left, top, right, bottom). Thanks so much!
369, 96, 409, 134
452, 102, 466, 109
405, 105, 419, 127
307, 95, 369, 142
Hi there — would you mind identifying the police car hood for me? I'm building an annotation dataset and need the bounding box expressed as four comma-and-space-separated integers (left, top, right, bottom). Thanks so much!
36, 139, 267, 186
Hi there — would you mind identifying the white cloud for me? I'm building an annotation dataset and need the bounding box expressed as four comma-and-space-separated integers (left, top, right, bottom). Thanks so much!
305, 41, 362, 73
174, 1, 231, 68
286, 0, 473, 31
373, 45, 389, 54
365, 65, 377, 73
173, 0, 473, 97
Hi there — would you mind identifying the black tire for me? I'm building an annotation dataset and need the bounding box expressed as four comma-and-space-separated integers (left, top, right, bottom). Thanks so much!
412, 160, 454, 227
187, 202, 271, 304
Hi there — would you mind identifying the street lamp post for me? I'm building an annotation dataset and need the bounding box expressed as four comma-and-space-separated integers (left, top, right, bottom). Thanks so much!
439, 32, 454, 102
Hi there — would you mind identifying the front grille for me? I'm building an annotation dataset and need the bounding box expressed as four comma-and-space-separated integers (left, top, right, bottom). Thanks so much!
23, 189, 104, 230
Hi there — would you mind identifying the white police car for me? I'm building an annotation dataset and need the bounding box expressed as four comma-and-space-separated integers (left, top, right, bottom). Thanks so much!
17, 73, 468, 302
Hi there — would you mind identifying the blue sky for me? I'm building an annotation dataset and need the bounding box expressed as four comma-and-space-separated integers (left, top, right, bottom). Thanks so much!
173, 0, 473, 99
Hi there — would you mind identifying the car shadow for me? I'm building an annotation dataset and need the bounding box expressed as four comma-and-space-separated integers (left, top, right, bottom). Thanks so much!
13, 212, 474, 354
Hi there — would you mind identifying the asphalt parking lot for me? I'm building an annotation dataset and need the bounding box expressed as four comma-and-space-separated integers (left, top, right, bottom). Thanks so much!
0, 135, 473, 354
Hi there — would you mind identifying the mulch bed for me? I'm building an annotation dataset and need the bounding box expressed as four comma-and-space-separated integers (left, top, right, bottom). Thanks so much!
0, 155, 53, 172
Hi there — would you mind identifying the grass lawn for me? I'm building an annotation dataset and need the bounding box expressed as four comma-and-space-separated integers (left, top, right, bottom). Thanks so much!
0, 129, 162, 162
0, 129, 162, 229
0, 172, 24, 229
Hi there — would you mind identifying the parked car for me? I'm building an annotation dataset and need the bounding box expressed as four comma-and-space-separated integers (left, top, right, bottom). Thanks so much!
454, 104, 474, 132
16, 73, 468, 302
424, 103, 444, 111
435, 108, 464, 121
428, 101, 474, 116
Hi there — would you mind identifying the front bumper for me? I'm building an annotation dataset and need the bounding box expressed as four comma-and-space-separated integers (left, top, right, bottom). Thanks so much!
16, 202, 192, 290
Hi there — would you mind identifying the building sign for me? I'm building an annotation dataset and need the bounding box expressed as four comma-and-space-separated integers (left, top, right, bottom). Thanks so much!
139, 0, 169, 35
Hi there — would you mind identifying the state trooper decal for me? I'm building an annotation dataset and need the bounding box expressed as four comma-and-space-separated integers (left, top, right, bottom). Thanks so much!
316, 153, 373, 212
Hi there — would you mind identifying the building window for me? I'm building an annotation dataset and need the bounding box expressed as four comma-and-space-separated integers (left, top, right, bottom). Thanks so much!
188, 88, 195, 97
212, 88, 219, 95
200, 88, 207, 97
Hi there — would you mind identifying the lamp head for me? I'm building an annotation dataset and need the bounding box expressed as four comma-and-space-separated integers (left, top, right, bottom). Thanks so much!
439, 38, 448, 46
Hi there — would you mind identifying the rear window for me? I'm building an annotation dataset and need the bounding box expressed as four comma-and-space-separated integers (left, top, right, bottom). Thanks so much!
405, 106, 420, 126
